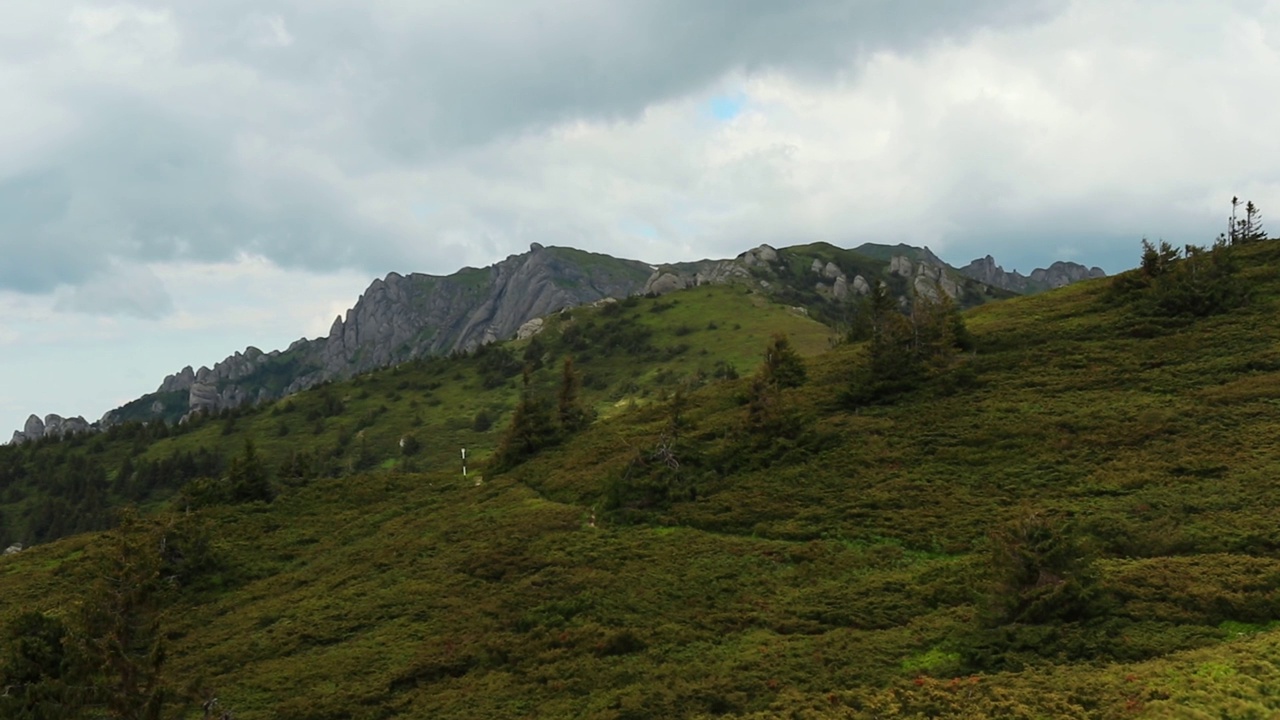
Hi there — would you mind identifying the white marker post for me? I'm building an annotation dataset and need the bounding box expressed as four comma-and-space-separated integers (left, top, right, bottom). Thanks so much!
462, 447, 467, 478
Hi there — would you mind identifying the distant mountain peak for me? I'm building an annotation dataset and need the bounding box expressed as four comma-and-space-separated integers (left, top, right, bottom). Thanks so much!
8, 241, 1104, 442
958, 255, 1106, 294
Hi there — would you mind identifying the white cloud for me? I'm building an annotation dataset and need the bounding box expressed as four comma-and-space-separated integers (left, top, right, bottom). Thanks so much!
9, 0, 1280, 434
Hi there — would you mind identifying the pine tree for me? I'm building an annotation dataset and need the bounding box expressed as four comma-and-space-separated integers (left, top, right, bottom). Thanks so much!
1239, 200, 1266, 243
491, 368, 556, 472
744, 334, 808, 440
227, 439, 273, 503
556, 356, 588, 433
847, 281, 971, 404
759, 333, 807, 389
76, 508, 172, 720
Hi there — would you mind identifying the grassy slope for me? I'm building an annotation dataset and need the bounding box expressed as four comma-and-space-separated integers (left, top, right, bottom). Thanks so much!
5, 246, 1280, 717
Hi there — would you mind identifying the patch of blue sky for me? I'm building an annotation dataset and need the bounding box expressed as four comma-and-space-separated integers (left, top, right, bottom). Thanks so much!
707, 92, 747, 121
621, 220, 658, 239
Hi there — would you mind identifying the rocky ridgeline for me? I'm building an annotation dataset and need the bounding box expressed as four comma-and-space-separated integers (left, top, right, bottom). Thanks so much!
959, 255, 1106, 294
104, 244, 655, 425
643, 244, 964, 304
146, 346, 287, 418
9, 241, 1108, 442
10, 413, 95, 445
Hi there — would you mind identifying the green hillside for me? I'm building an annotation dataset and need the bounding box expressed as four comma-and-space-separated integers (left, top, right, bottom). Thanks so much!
3, 239, 1280, 718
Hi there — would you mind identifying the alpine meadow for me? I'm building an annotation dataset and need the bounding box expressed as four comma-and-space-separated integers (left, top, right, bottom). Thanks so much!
3, 218, 1280, 719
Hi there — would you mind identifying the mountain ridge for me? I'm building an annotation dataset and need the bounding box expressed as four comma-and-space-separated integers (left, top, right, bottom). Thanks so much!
9, 241, 1104, 443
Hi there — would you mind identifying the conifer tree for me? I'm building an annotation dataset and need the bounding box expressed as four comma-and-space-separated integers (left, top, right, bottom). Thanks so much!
492, 367, 556, 472
556, 356, 588, 433
76, 508, 172, 720
227, 439, 273, 503
759, 333, 807, 389
1239, 200, 1266, 243
847, 281, 971, 404
745, 334, 807, 439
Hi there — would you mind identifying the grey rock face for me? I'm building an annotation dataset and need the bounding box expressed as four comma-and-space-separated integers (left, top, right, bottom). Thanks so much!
45, 239, 1105, 442
8, 412, 95, 444
959, 255, 1106, 294
1029, 261, 1108, 289
189, 383, 220, 414
832, 275, 850, 300
890, 255, 961, 300
126, 245, 655, 425
644, 272, 690, 296
517, 317, 545, 340
23, 414, 44, 440
158, 366, 196, 393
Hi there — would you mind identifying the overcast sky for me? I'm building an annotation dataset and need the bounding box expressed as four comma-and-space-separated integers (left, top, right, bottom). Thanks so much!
3, 0, 1279, 436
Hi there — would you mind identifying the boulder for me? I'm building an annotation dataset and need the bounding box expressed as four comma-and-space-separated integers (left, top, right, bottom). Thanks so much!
644, 272, 689, 296
517, 317, 545, 340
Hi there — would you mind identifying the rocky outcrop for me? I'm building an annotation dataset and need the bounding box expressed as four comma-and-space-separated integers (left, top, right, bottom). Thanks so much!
118, 244, 655, 426
9, 413, 96, 445
643, 272, 690, 296
516, 317, 545, 340
887, 253, 962, 301
960, 255, 1106, 294
157, 366, 196, 393
315, 245, 652, 381
10, 240, 1104, 441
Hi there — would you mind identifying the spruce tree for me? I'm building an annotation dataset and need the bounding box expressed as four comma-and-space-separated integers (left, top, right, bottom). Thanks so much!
759, 333, 807, 389
227, 439, 273, 503
556, 356, 588, 433
492, 367, 556, 472
77, 508, 172, 720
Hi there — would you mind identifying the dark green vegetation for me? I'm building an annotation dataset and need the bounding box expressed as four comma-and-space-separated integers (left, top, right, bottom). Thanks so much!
3, 235, 1280, 717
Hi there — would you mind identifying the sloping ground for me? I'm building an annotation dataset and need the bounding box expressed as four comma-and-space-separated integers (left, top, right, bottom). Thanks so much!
4, 244, 1280, 718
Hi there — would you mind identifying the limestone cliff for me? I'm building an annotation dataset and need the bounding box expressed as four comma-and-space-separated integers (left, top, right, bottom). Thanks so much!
99, 244, 654, 425
959, 255, 1106, 294
9, 240, 1105, 441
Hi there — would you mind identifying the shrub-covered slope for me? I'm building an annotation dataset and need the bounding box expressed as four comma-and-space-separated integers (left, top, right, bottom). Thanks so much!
3, 241, 1280, 718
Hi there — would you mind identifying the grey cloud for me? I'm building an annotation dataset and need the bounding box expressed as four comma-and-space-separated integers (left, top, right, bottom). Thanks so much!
53, 261, 174, 319
0, 0, 1090, 307
324, 0, 1067, 156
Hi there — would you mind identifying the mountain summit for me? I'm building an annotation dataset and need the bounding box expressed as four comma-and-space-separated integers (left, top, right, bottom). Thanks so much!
10, 242, 1103, 442
958, 255, 1106, 294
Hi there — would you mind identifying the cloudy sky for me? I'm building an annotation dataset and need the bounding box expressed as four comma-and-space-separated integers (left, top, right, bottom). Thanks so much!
3, 0, 1279, 436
